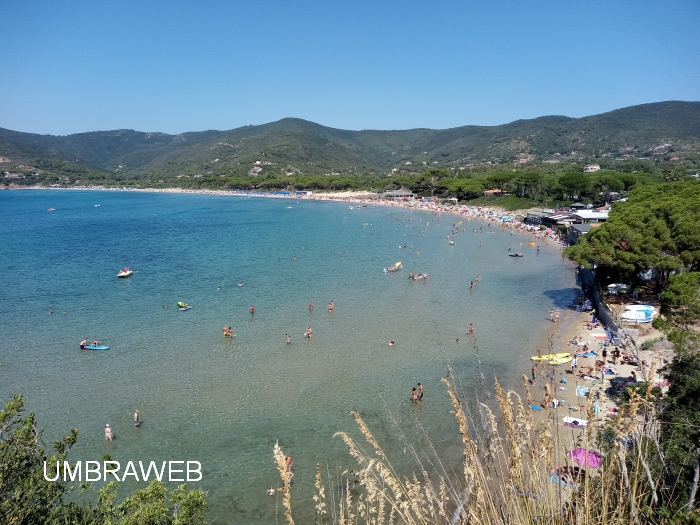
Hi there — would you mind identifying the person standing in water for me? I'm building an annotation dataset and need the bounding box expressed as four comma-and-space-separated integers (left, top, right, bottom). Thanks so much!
134, 410, 140, 426
250, 305, 255, 314
308, 302, 313, 311
469, 323, 474, 335
476, 274, 481, 282
328, 301, 334, 313
286, 334, 291, 345
418, 383, 423, 400
306, 326, 312, 339
470, 281, 475, 289
411, 387, 418, 404
105, 424, 113, 441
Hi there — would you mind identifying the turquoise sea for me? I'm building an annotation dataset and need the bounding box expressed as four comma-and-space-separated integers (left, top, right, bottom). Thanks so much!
0, 190, 577, 523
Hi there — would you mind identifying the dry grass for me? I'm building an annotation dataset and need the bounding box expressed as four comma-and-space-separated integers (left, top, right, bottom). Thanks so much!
273, 370, 689, 524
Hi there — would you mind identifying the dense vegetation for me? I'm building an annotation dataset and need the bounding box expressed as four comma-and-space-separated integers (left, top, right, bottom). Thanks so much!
2, 102, 699, 205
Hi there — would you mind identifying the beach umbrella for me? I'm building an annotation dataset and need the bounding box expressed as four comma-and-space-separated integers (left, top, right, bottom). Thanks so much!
570, 448, 603, 468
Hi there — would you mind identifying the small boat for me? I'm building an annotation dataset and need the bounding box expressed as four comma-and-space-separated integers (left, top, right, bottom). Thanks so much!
386, 261, 402, 272
531, 352, 570, 361
47, 208, 56, 212
117, 268, 133, 278
625, 305, 654, 312
177, 301, 192, 310
85, 345, 110, 351
449, 241, 455, 245
95, 204, 101, 207
509, 252, 523, 257
620, 311, 653, 323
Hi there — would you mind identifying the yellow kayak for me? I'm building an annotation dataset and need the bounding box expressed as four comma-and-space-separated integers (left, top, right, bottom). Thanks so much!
549, 356, 573, 365
531, 352, 570, 361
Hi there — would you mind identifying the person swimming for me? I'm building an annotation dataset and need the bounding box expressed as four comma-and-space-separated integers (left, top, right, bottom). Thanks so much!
250, 305, 255, 313
286, 334, 291, 344
306, 326, 312, 339
105, 424, 113, 441
308, 302, 313, 311
79, 338, 88, 350
388, 340, 395, 347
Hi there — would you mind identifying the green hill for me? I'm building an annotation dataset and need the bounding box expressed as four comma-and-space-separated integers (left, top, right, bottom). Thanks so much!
1, 101, 699, 181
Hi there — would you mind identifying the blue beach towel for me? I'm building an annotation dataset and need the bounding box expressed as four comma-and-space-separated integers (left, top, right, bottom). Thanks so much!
576, 386, 591, 397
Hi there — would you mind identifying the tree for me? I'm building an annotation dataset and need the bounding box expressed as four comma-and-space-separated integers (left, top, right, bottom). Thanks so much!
653, 272, 700, 355
417, 169, 448, 196
486, 172, 514, 193
595, 174, 624, 204
558, 172, 589, 201
662, 164, 687, 182
0, 395, 208, 525
565, 181, 700, 287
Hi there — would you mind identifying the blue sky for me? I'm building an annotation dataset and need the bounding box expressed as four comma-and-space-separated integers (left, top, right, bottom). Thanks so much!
1, 0, 699, 135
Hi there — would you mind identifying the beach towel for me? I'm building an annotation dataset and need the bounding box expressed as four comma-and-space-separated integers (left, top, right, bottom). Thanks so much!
559, 386, 568, 391
576, 386, 591, 397
530, 405, 541, 411
562, 416, 588, 428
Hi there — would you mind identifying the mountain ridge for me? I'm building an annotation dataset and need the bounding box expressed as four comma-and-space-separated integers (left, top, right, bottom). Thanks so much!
1, 101, 699, 178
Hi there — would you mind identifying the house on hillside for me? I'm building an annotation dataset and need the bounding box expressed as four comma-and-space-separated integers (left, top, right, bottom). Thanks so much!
572, 210, 609, 223
567, 224, 593, 245
584, 164, 601, 173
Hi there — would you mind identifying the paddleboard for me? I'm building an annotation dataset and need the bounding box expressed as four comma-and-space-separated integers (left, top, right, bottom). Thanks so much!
85, 345, 109, 351
549, 356, 573, 365
531, 352, 570, 361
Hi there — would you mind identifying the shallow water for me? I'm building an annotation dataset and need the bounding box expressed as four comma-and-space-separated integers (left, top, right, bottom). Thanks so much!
0, 190, 577, 523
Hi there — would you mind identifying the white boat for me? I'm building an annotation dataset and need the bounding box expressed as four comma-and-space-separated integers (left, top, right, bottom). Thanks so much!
117, 268, 133, 278
625, 305, 654, 312
620, 310, 653, 323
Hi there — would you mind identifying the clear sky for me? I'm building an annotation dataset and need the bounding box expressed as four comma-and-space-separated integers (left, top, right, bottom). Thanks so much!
1, 0, 699, 135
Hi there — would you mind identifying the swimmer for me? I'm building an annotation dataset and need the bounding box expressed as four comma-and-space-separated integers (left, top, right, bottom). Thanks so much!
308, 302, 313, 311
79, 338, 88, 350
477, 274, 481, 282
470, 281, 474, 289
105, 424, 113, 441
217, 286, 220, 291
93, 340, 99, 346
328, 301, 334, 312
306, 326, 312, 339
134, 410, 139, 425
388, 340, 395, 347
267, 485, 275, 496
455, 338, 459, 344
286, 334, 291, 344
293, 256, 296, 261
469, 323, 474, 335
63, 310, 67, 315
250, 305, 255, 313
163, 305, 168, 308
238, 282, 243, 287
418, 383, 423, 400
412, 387, 418, 404
49, 310, 53, 315
223, 325, 229, 337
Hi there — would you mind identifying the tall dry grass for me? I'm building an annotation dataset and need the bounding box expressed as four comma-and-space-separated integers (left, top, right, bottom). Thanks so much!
273, 361, 691, 524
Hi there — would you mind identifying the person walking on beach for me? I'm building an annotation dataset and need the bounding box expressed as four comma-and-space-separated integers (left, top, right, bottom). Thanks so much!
412, 387, 418, 404
571, 355, 578, 371
549, 308, 554, 322
532, 364, 537, 385
602, 347, 608, 362
554, 310, 560, 323
418, 383, 423, 400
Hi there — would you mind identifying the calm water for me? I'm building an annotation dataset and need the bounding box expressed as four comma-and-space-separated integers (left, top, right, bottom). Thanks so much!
0, 190, 577, 523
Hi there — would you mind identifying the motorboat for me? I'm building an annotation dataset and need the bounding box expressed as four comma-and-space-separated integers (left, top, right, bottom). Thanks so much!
385, 261, 402, 272
620, 310, 653, 323
509, 252, 523, 257
117, 268, 133, 278
177, 301, 192, 310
